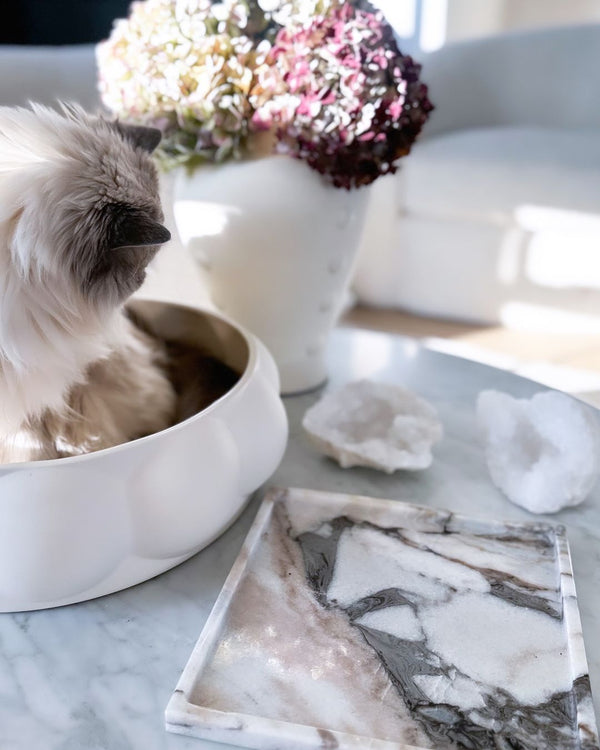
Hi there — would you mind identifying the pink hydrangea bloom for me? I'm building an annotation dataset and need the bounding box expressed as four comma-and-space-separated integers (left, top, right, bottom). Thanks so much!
254, 3, 433, 188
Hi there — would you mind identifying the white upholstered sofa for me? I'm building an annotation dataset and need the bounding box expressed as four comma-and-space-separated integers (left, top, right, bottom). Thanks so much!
353, 23, 600, 324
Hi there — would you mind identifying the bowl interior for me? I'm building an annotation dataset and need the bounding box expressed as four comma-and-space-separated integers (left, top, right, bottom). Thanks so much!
0, 301, 252, 472
127, 299, 250, 377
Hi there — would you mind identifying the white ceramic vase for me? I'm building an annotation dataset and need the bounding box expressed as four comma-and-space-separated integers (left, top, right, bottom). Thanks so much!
173, 155, 370, 394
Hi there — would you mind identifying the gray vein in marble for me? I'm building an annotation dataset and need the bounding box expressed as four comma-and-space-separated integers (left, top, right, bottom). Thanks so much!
189, 498, 431, 747
294, 503, 594, 749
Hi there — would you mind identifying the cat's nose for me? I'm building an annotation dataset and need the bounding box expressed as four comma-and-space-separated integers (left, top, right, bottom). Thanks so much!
151, 223, 171, 245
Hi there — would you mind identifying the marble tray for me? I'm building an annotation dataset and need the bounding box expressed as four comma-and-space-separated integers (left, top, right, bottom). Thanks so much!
166, 487, 599, 749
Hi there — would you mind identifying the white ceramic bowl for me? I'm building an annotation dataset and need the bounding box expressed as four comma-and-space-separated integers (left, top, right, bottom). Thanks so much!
0, 300, 288, 612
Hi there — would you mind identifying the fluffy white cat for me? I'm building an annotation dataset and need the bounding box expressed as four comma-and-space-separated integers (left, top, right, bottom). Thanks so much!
0, 103, 176, 462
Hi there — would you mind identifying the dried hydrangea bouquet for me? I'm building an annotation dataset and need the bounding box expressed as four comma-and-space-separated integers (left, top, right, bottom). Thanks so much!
98, 0, 432, 393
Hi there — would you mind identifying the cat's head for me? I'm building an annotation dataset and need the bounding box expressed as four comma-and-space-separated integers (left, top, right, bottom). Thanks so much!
2, 104, 171, 309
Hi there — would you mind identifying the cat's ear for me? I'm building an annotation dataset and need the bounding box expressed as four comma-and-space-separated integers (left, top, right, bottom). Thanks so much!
109, 212, 171, 251
115, 122, 162, 153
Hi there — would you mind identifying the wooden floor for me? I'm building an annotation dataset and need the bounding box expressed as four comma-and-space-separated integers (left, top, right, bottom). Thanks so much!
341, 306, 600, 406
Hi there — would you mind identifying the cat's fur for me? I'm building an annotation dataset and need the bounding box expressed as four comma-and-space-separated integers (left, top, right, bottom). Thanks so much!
0, 103, 175, 462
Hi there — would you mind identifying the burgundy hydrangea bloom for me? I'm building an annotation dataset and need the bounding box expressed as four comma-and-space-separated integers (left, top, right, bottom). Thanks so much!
255, 3, 433, 188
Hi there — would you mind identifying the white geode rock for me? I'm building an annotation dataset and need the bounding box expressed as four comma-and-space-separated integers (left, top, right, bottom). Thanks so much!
302, 379, 443, 473
477, 390, 600, 514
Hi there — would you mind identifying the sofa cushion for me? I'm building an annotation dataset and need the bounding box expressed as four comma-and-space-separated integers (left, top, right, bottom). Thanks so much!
354, 125, 600, 324
403, 127, 600, 222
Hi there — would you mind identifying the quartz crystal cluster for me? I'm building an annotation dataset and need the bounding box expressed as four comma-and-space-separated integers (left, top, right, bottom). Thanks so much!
302, 380, 443, 472
477, 390, 600, 513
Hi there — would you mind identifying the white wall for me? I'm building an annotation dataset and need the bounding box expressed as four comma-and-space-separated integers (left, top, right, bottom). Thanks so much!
502, 0, 600, 33
445, 0, 505, 42
375, 0, 600, 54
446, 0, 600, 44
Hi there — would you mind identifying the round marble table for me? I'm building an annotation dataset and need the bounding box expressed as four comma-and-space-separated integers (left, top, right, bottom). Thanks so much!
2, 327, 598, 750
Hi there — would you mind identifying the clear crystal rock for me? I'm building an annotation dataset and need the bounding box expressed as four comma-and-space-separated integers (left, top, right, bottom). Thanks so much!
477, 390, 600, 514
302, 379, 443, 473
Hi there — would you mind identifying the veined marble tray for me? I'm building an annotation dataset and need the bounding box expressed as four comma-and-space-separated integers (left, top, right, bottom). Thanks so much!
166, 487, 599, 749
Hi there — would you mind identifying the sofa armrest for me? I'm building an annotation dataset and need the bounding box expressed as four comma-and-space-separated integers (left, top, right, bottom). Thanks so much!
420, 23, 600, 138
0, 45, 98, 110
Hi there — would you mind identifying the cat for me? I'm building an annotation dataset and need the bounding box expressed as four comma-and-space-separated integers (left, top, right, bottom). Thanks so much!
0, 103, 177, 462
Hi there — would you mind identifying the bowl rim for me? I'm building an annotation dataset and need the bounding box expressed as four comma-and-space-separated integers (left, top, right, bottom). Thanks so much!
0, 301, 259, 471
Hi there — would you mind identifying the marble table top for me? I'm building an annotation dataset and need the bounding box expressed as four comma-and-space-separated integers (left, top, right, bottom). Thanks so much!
2, 326, 599, 750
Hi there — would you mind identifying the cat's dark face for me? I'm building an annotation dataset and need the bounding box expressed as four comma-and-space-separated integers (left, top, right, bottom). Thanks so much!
82, 199, 171, 302
38, 119, 171, 308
